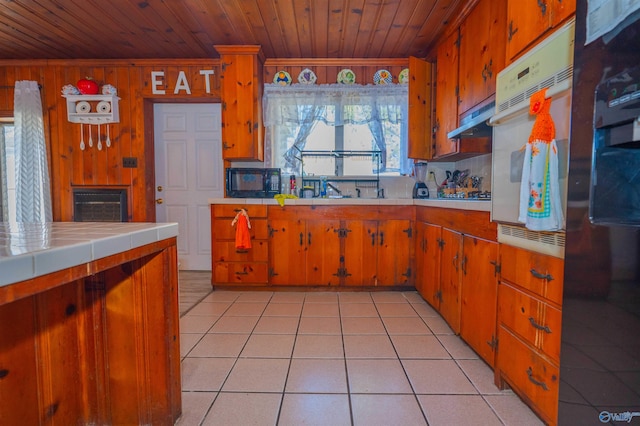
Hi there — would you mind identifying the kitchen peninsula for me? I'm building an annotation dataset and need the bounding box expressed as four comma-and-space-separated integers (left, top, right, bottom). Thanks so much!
0, 222, 181, 425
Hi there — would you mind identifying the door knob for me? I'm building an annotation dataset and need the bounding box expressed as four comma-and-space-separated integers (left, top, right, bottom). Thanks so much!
157, 185, 163, 192
156, 198, 164, 204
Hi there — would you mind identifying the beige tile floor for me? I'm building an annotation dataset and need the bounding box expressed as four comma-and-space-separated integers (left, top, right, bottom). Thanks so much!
177, 272, 543, 426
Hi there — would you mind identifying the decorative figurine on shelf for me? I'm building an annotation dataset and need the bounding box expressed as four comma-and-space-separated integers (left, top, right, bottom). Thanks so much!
61, 84, 80, 95
102, 84, 117, 95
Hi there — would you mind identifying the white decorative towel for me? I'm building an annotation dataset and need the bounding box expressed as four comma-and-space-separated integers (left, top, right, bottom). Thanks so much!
518, 89, 564, 231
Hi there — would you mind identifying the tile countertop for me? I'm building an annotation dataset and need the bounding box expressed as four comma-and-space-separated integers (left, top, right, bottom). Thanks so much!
0, 222, 179, 288
209, 197, 491, 212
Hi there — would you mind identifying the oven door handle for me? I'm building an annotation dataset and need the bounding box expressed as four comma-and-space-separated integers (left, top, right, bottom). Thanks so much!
489, 80, 571, 126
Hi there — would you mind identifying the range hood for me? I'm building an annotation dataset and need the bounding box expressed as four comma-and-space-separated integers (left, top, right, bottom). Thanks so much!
447, 99, 495, 139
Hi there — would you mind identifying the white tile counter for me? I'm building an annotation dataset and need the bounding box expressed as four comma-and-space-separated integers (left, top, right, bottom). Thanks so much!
208, 197, 491, 212
0, 222, 178, 287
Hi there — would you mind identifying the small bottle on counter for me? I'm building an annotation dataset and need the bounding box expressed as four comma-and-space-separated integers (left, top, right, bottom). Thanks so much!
320, 176, 327, 198
289, 175, 296, 195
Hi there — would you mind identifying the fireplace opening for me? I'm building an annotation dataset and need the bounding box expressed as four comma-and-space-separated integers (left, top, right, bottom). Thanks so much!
73, 188, 128, 222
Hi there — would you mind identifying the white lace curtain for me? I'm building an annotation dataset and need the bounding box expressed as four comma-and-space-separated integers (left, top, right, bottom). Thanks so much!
13, 80, 52, 222
263, 83, 410, 174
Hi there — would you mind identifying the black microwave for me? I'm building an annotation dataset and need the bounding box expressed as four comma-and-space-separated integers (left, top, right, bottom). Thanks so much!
226, 168, 281, 198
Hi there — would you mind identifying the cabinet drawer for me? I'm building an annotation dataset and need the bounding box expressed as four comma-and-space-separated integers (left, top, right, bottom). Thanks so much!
212, 218, 268, 240
212, 240, 268, 262
498, 283, 561, 362
500, 245, 564, 305
212, 204, 267, 218
497, 327, 559, 424
213, 262, 268, 284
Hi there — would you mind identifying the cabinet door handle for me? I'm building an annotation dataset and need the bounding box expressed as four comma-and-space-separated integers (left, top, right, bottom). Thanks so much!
308, 232, 311, 246
299, 232, 304, 246
537, 0, 547, 15
235, 271, 249, 275
528, 317, 552, 333
453, 253, 459, 271
526, 367, 549, 391
379, 232, 384, 246
508, 20, 518, 42
461, 255, 467, 275
371, 233, 376, 246
530, 269, 554, 281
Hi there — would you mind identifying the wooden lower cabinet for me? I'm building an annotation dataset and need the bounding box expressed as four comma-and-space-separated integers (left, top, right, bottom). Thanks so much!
415, 221, 442, 307
495, 244, 563, 425
460, 235, 499, 367
211, 204, 269, 286
377, 219, 414, 286
496, 326, 560, 425
498, 283, 562, 362
439, 228, 463, 333
415, 223, 498, 342
345, 219, 413, 287
267, 206, 413, 287
415, 210, 498, 339
269, 215, 342, 286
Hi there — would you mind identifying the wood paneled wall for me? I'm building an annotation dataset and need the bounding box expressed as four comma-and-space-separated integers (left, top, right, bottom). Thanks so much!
264, 58, 408, 85
1, 56, 409, 222
0, 59, 221, 222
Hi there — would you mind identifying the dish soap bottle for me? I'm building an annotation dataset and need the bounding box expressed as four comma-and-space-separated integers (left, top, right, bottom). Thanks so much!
320, 176, 327, 198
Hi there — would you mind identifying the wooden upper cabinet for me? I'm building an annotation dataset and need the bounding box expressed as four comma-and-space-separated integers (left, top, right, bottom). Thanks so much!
506, 0, 576, 62
408, 56, 434, 160
551, 0, 576, 28
458, 0, 507, 115
215, 45, 264, 161
434, 29, 460, 158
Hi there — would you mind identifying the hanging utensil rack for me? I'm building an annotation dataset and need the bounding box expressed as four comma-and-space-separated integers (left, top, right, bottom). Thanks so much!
63, 94, 119, 151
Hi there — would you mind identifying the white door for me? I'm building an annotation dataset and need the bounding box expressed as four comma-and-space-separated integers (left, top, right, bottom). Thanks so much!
154, 103, 223, 270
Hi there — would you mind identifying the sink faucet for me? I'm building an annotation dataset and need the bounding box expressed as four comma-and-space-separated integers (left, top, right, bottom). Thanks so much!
326, 182, 342, 195
377, 188, 385, 198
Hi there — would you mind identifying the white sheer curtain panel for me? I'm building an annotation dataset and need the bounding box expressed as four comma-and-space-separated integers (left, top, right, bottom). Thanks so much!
0, 129, 8, 221
14, 80, 52, 222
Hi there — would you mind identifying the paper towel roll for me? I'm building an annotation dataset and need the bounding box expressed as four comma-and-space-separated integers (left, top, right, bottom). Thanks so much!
75, 101, 91, 114
96, 101, 111, 113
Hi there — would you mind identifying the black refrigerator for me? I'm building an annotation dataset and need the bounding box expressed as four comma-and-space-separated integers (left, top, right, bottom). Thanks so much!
560, 2, 640, 425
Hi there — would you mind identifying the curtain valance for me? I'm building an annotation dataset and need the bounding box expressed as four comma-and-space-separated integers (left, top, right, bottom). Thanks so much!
263, 83, 408, 127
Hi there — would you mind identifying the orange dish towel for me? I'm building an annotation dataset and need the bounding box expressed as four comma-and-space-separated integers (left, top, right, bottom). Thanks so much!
231, 209, 252, 249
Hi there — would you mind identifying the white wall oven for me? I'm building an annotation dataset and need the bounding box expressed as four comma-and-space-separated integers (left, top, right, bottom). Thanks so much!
489, 19, 575, 258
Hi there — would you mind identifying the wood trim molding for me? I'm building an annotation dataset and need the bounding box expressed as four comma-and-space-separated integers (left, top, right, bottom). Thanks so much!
265, 58, 409, 67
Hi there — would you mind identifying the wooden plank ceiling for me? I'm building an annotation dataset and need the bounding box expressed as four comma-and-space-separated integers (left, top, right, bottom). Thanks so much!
0, 0, 464, 60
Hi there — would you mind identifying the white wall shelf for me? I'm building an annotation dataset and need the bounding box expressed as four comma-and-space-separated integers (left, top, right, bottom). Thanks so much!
64, 94, 120, 124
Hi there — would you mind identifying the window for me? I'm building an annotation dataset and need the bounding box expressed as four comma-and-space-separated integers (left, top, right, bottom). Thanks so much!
263, 83, 409, 177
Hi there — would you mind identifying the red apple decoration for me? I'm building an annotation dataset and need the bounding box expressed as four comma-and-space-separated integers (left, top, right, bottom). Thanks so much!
77, 77, 99, 95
